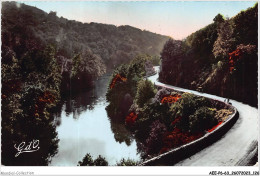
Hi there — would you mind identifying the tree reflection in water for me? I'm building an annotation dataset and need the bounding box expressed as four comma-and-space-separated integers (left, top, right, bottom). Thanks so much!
55, 74, 111, 120
109, 118, 134, 146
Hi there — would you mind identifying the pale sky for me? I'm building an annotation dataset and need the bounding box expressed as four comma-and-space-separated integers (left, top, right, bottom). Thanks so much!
22, 1, 257, 39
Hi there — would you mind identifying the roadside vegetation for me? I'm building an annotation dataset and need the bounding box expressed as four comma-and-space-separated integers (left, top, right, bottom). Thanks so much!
106, 56, 234, 160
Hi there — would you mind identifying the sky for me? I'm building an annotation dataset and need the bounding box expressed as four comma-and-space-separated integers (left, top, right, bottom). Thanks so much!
22, 1, 257, 40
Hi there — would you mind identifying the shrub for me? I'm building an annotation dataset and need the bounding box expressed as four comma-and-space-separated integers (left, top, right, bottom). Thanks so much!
78, 153, 94, 166
78, 154, 108, 166
154, 88, 171, 103
150, 55, 160, 66
170, 93, 211, 131
94, 155, 108, 166
189, 107, 217, 133
161, 128, 203, 153
116, 158, 137, 166
215, 109, 233, 122
145, 120, 167, 156
135, 101, 171, 141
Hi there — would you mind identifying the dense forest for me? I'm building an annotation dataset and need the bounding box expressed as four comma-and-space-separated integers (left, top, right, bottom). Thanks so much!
2, 1, 169, 69
2, 2, 168, 94
159, 3, 258, 107
1, 2, 168, 165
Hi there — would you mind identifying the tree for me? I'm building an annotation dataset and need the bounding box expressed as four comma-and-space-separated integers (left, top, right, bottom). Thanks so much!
159, 39, 185, 85
213, 14, 225, 24
145, 120, 167, 155
78, 154, 108, 166
151, 55, 160, 66
78, 153, 94, 166
93, 155, 108, 166
189, 107, 217, 133
71, 54, 81, 79
169, 93, 210, 131
160, 39, 183, 62
116, 158, 137, 166
212, 20, 235, 60
135, 80, 156, 108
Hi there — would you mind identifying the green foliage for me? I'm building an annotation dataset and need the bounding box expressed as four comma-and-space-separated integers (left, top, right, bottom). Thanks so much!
110, 121, 134, 146
106, 64, 131, 120
19, 45, 62, 95
151, 55, 160, 66
212, 20, 235, 60
20, 45, 57, 75
232, 3, 258, 46
213, 14, 225, 24
159, 3, 258, 107
160, 38, 183, 61
1, 47, 22, 82
93, 155, 108, 166
106, 55, 154, 119
135, 101, 171, 141
78, 154, 108, 166
170, 93, 209, 118
1, 46, 60, 165
169, 93, 211, 131
159, 39, 185, 85
2, 1, 169, 70
135, 79, 157, 108
2, 1, 167, 96
116, 158, 138, 166
71, 54, 81, 78
189, 107, 217, 133
78, 153, 94, 166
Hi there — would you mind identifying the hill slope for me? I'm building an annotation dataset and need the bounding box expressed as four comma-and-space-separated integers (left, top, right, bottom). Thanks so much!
2, 2, 169, 69
159, 3, 258, 107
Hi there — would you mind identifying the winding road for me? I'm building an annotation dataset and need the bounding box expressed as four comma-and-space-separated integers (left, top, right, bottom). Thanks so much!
148, 67, 258, 166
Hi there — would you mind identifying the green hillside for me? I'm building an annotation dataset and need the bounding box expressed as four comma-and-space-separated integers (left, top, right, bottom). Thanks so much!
159, 3, 258, 107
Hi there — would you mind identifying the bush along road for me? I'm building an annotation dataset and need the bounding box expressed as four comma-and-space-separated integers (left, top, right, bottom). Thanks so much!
146, 67, 258, 166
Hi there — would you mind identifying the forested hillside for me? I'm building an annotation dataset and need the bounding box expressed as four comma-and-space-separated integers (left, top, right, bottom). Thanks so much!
2, 2, 168, 69
1, 2, 168, 165
159, 3, 258, 107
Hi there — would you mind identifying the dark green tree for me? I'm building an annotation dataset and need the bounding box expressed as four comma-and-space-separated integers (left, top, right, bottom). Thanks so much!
93, 155, 108, 166
78, 153, 94, 166
135, 79, 156, 108
213, 13, 225, 24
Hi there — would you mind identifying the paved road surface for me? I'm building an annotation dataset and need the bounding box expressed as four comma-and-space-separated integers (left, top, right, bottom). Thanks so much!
148, 67, 258, 166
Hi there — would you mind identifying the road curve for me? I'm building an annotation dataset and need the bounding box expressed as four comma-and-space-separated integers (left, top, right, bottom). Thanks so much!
148, 66, 258, 166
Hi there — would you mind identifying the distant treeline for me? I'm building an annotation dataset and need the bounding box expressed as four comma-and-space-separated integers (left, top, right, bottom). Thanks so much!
159, 3, 258, 107
2, 1, 169, 69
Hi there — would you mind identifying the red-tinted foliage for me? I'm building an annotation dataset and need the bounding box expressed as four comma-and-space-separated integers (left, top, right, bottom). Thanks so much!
207, 121, 223, 132
109, 74, 127, 89
38, 91, 55, 104
160, 128, 203, 154
34, 91, 55, 118
125, 112, 138, 126
160, 94, 181, 104
171, 116, 182, 126
228, 44, 256, 73
228, 49, 242, 73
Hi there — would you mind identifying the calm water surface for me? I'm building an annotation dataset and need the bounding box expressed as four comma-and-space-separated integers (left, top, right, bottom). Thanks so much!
50, 74, 140, 166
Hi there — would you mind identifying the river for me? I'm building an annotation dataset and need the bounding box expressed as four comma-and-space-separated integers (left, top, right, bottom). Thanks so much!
50, 73, 141, 166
